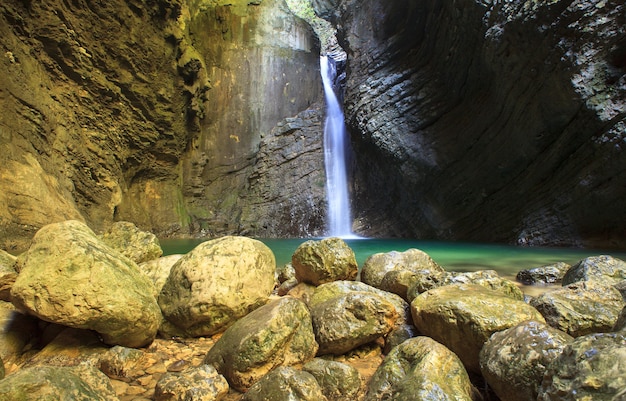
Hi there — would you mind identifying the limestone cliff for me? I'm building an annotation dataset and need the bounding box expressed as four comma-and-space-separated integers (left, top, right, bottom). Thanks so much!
339, 0, 626, 249
0, 0, 325, 252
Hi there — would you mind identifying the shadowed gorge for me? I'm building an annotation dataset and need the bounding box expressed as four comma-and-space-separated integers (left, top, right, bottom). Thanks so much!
1, 0, 625, 251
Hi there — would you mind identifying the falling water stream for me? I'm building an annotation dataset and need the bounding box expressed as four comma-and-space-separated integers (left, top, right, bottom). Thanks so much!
320, 55, 354, 237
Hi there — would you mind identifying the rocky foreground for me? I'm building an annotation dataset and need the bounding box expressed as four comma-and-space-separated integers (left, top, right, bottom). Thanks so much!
0, 220, 625, 400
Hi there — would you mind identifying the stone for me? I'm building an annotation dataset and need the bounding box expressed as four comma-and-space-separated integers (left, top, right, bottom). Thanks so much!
154, 365, 229, 401
516, 261, 571, 285
378, 269, 418, 301
138, 254, 184, 297
361, 248, 444, 290
291, 237, 358, 285
479, 320, 574, 401
0, 364, 119, 400
530, 280, 625, 337
203, 297, 318, 392
615, 306, 626, 331
11, 220, 161, 348
411, 283, 546, 373
562, 255, 626, 285
310, 290, 399, 355
158, 236, 276, 337
99, 346, 148, 382
538, 332, 626, 400
309, 280, 410, 326
0, 304, 39, 367
241, 366, 328, 401
0, 249, 17, 301
100, 221, 163, 264
383, 323, 418, 355
365, 336, 474, 401
302, 358, 361, 401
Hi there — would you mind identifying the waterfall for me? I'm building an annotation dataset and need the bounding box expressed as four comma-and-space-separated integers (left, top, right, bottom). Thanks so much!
320, 55, 355, 238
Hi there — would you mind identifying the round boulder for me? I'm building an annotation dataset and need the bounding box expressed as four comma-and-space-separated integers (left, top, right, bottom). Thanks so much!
303, 358, 362, 401
361, 249, 444, 290
365, 336, 474, 401
100, 221, 163, 264
154, 365, 229, 401
480, 320, 574, 401
516, 262, 571, 285
11, 220, 161, 348
562, 255, 626, 285
530, 280, 625, 337
411, 283, 545, 373
241, 366, 328, 401
291, 237, 358, 285
538, 332, 626, 400
203, 297, 318, 392
0, 364, 118, 400
158, 236, 276, 337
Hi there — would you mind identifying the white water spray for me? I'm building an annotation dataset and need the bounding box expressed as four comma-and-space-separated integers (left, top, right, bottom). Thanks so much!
320, 55, 355, 238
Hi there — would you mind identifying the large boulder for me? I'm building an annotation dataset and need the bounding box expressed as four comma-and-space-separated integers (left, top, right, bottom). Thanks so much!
10, 220, 161, 347
538, 332, 626, 400
291, 237, 358, 285
530, 280, 625, 337
0, 364, 119, 400
203, 297, 318, 392
479, 320, 574, 401
411, 283, 545, 373
361, 249, 444, 290
100, 221, 163, 264
154, 365, 229, 401
516, 261, 571, 285
365, 336, 474, 401
310, 290, 399, 355
241, 366, 328, 401
562, 255, 626, 285
302, 358, 362, 401
158, 236, 276, 337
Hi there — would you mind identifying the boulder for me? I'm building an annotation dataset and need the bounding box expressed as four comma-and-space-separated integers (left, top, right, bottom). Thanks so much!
154, 365, 229, 401
516, 261, 571, 285
100, 221, 163, 264
291, 237, 358, 285
562, 255, 626, 285
203, 297, 318, 392
10, 220, 161, 348
530, 280, 625, 337
615, 306, 626, 331
99, 345, 147, 382
361, 249, 444, 290
0, 364, 119, 400
241, 366, 328, 401
383, 323, 419, 354
538, 332, 626, 400
479, 320, 574, 401
302, 358, 362, 401
158, 236, 276, 337
378, 269, 419, 301
309, 281, 410, 325
138, 254, 184, 297
365, 336, 474, 401
0, 250, 17, 301
310, 290, 399, 355
411, 283, 545, 373
406, 269, 523, 302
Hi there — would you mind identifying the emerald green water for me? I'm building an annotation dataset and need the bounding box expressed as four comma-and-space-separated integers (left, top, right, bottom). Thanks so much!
160, 237, 626, 280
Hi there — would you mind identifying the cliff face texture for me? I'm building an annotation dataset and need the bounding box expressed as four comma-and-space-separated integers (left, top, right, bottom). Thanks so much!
339, 0, 626, 248
0, 0, 325, 252
1, 0, 625, 251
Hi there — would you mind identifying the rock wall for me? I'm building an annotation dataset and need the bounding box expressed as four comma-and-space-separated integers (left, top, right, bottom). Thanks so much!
0, 0, 325, 252
339, 0, 626, 249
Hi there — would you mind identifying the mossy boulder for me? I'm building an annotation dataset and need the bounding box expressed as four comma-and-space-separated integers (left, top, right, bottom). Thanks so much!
292, 237, 358, 285
562, 255, 626, 285
411, 283, 545, 373
204, 297, 318, 392
241, 366, 328, 401
365, 336, 474, 401
158, 236, 276, 337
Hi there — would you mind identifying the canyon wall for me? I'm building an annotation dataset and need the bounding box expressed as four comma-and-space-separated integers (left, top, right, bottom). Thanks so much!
1, 0, 624, 251
0, 0, 326, 252
338, 0, 626, 249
